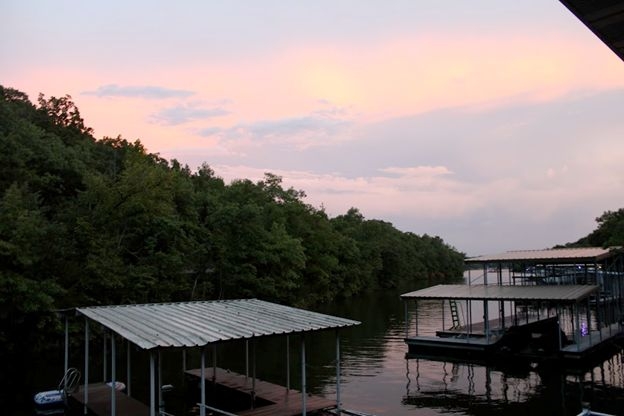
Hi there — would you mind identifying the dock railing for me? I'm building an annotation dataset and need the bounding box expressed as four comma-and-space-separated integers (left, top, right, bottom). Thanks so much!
196, 403, 238, 416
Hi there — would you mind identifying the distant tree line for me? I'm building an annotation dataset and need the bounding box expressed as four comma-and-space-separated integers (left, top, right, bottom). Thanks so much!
0, 86, 465, 355
561, 209, 624, 248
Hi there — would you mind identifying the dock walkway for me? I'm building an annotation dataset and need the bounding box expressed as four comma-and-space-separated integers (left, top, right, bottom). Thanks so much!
70, 383, 149, 416
186, 367, 336, 416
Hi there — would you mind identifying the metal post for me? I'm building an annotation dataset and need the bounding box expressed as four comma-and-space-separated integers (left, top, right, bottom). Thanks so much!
336, 331, 341, 413
598, 294, 603, 342
200, 348, 206, 416
245, 339, 249, 379
103, 331, 108, 383
150, 351, 156, 416
213, 343, 217, 381
158, 350, 162, 411
301, 335, 307, 416
484, 301, 489, 341
182, 348, 186, 372
83, 319, 89, 415
575, 303, 581, 352
557, 306, 562, 351
606, 290, 611, 337
587, 297, 592, 346
127, 340, 132, 397
414, 300, 419, 337
64, 314, 69, 385
252, 338, 257, 408
286, 336, 290, 391
466, 300, 470, 339
111, 334, 116, 416
442, 300, 445, 330
483, 264, 488, 285
404, 301, 409, 338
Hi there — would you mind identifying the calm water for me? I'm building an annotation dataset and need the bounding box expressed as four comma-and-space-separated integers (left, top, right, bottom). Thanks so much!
11, 288, 624, 416
314, 291, 624, 416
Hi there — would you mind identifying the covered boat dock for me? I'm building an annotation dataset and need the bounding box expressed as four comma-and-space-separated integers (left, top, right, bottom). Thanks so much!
401, 285, 621, 359
66, 298, 360, 416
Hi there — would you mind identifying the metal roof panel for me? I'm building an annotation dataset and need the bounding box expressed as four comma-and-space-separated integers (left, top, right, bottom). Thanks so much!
401, 284, 599, 302
77, 299, 360, 350
466, 247, 621, 264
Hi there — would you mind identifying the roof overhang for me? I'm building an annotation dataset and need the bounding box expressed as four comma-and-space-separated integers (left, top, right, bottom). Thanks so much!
76, 298, 360, 350
560, 0, 624, 61
401, 284, 599, 302
466, 247, 622, 264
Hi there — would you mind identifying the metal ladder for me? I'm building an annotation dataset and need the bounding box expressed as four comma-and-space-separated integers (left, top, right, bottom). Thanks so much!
59, 367, 81, 402
449, 300, 461, 329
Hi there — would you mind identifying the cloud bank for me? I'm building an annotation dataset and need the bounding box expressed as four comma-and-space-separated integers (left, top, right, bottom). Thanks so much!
83, 84, 194, 99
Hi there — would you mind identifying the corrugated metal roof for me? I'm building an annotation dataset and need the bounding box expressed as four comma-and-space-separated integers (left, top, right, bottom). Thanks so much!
401, 284, 599, 302
560, 0, 624, 62
76, 299, 360, 350
466, 247, 621, 264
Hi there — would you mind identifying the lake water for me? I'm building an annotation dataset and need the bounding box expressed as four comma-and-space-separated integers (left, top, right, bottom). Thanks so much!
11, 287, 624, 416
314, 290, 624, 416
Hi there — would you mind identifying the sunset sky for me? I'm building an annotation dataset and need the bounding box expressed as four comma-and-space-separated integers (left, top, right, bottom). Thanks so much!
3, 0, 624, 256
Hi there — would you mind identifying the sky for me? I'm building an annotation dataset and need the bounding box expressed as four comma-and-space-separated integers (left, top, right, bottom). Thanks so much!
2, 1, 624, 256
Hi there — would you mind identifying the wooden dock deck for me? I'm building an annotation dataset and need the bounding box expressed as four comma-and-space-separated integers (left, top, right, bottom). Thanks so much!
186, 367, 337, 416
69, 383, 149, 416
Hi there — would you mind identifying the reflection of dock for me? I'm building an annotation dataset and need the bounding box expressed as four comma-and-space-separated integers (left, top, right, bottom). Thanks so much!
185, 367, 335, 416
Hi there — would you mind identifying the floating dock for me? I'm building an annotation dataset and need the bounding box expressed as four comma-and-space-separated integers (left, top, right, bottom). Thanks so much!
69, 383, 149, 416
402, 247, 624, 366
186, 367, 336, 416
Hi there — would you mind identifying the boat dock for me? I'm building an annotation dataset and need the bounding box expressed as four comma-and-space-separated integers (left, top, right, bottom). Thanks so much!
186, 367, 336, 416
69, 383, 149, 416
402, 247, 624, 365
59, 299, 359, 416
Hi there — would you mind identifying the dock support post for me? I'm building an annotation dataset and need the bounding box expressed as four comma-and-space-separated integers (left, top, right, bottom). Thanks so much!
483, 264, 488, 285
150, 351, 156, 416
415, 300, 419, 336
301, 335, 307, 416
404, 301, 409, 338
182, 348, 186, 372
213, 344, 217, 382
575, 303, 581, 352
466, 300, 470, 340
286, 335, 290, 391
200, 347, 206, 416
245, 339, 249, 379
557, 306, 563, 352
127, 340, 132, 397
336, 330, 341, 413
103, 331, 107, 383
83, 319, 89, 415
484, 301, 489, 341
158, 350, 162, 412
111, 334, 116, 416
587, 297, 592, 346
598, 294, 604, 341
252, 338, 257, 408
64, 314, 69, 388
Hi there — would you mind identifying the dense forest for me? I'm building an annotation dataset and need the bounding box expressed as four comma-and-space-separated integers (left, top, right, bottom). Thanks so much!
0, 86, 465, 357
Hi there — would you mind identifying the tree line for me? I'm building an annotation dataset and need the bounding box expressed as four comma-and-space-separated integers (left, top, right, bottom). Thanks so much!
0, 86, 465, 355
